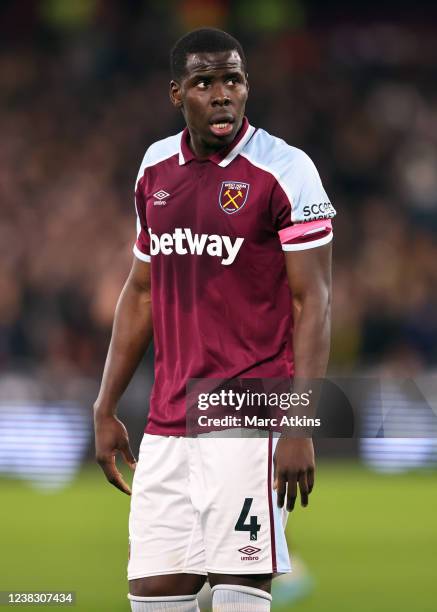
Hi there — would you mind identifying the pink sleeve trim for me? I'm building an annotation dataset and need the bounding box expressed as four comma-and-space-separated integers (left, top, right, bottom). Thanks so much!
279, 219, 332, 244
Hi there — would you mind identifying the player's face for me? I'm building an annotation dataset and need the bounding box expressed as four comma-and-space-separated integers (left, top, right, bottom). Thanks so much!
170, 50, 249, 157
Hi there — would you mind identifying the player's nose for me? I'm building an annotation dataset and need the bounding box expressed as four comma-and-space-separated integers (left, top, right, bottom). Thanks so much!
210, 83, 231, 106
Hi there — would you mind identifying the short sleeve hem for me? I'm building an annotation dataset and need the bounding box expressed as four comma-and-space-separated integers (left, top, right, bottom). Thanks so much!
133, 244, 151, 262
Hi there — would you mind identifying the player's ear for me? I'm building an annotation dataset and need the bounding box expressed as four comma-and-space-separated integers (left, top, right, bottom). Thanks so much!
245, 73, 250, 94
170, 80, 183, 109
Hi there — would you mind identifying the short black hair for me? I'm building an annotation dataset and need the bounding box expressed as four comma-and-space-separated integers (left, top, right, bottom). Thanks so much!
170, 28, 246, 81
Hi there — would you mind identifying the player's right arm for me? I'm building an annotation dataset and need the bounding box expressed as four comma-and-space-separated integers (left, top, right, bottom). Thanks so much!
93, 257, 152, 495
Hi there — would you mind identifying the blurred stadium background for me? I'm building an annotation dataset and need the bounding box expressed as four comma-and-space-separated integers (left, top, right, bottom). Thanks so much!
0, 0, 436, 610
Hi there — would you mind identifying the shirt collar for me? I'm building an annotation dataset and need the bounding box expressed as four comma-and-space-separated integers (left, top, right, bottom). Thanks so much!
178, 117, 256, 167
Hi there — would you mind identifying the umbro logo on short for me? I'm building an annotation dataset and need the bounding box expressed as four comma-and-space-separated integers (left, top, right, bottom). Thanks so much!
239, 545, 261, 560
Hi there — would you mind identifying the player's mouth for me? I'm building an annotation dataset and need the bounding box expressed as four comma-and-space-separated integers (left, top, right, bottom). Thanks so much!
209, 116, 235, 137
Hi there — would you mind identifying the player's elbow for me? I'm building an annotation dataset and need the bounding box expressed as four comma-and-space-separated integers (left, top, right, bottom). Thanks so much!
293, 281, 331, 311
292, 282, 331, 328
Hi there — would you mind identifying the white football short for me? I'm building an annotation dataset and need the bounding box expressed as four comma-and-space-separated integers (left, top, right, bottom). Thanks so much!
128, 432, 291, 579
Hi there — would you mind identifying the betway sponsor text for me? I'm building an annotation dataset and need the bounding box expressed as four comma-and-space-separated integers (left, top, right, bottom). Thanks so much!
149, 228, 244, 266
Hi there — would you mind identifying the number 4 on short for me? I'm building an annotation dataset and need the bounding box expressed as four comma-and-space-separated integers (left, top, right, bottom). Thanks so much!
235, 497, 261, 541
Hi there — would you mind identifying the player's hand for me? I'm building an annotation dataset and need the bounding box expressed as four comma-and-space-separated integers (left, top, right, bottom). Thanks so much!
273, 437, 315, 511
94, 412, 136, 495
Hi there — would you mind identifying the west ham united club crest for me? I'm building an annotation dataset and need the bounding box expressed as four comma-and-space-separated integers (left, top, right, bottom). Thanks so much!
219, 181, 250, 215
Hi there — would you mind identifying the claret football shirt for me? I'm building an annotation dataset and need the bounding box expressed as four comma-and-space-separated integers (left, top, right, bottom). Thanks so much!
133, 118, 336, 435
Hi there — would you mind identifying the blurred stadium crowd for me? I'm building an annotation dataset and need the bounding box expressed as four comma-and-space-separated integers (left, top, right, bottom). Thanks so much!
1, 0, 437, 386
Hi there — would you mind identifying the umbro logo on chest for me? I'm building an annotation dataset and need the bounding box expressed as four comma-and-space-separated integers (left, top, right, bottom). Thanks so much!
153, 190, 170, 206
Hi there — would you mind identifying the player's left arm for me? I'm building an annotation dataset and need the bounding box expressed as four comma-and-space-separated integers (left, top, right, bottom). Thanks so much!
274, 242, 332, 511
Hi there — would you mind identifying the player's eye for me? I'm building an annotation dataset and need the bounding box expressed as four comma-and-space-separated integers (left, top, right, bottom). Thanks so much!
225, 75, 242, 86
196, 80, 209, 89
